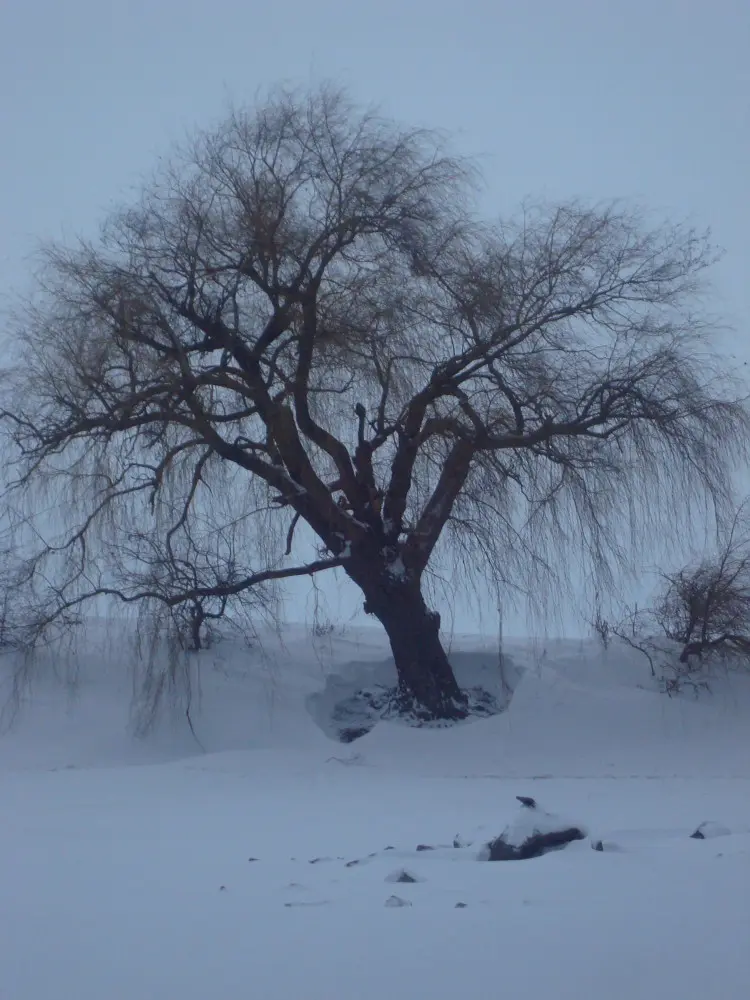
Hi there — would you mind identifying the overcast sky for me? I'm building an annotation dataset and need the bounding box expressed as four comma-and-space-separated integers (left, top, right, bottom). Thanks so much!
1, 0, 748, 635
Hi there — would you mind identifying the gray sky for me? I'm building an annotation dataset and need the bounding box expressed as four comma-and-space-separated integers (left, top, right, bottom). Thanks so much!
1, 0, 748, 635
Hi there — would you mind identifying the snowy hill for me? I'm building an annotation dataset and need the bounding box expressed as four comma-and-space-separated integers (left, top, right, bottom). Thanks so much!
1, 624, 749, 999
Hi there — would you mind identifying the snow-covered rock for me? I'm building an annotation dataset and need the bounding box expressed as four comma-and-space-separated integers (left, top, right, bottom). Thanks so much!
690, 821, 732, 840
591, 839, 624, 852
385, 869, 424, 884
485, 796, 587, 861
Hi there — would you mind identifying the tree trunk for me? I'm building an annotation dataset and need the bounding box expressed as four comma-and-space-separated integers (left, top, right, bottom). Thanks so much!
187, 604, 205, 652
362, 581, 468, 721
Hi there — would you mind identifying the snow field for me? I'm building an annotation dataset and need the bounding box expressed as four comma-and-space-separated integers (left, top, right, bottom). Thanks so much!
1, 624, 749, 999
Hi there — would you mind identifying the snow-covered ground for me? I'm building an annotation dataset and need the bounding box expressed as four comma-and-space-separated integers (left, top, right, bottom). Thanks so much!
1, 624, 749, 999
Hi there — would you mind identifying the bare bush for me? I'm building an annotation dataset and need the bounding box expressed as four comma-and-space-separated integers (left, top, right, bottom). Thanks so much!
591, 502, 750, 694
603, 606, 660, 677
592, 605, 711, 696
653, 501, 750, 665
2, 84, 749, 720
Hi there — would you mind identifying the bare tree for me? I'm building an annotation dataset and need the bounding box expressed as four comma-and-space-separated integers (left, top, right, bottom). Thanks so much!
652, 500, 750, 664
2, 85, 748, 720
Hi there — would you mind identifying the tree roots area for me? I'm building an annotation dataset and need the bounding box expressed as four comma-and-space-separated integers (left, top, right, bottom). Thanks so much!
307, 649, 521, 743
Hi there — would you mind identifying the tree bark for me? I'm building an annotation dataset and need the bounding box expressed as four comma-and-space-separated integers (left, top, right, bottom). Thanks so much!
361, 578, 468, 721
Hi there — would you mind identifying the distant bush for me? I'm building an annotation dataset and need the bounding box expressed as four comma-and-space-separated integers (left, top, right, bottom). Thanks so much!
591, 501, 750, 694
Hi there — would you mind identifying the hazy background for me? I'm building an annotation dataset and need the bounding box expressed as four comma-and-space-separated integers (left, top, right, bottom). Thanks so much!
1, 0, 748, 636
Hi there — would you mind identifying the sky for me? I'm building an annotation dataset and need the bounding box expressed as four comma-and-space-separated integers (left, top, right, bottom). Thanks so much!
1, 0, 748, 636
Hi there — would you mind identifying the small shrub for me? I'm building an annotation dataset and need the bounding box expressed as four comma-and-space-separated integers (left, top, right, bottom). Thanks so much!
597, 501, 750, 689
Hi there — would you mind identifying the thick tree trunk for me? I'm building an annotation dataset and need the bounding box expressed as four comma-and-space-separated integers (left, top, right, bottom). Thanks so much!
362, 581, 468, 721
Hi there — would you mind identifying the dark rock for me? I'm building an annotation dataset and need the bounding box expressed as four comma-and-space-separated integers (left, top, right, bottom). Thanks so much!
590, 839, 623, 853
690, 821, 731, 840
385, 869, 421, 884
485, 797, 587, 862
416, 844, 435, 852
487, 826, 586, 861
455, 902, 468, 908
384, 845, 395, 851
340, 726, 372, 744
345, 859, 362, 867
395, 871, 418, 883
248, 857, 259, 863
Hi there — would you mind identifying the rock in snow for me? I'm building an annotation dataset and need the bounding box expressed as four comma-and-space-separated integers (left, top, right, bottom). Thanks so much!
591, 839, 624, 853
516, 796, 537, 808
385, 869, 423, 884
485, 797, 587, 861
385, 895, 413, 908
690, 821, 732, 840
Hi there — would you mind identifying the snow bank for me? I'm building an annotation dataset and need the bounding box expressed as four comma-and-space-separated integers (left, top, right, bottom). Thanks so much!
2, 623, 749, 778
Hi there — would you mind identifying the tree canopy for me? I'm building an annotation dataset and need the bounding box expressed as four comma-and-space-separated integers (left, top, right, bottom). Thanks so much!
2, 85, 748, 719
